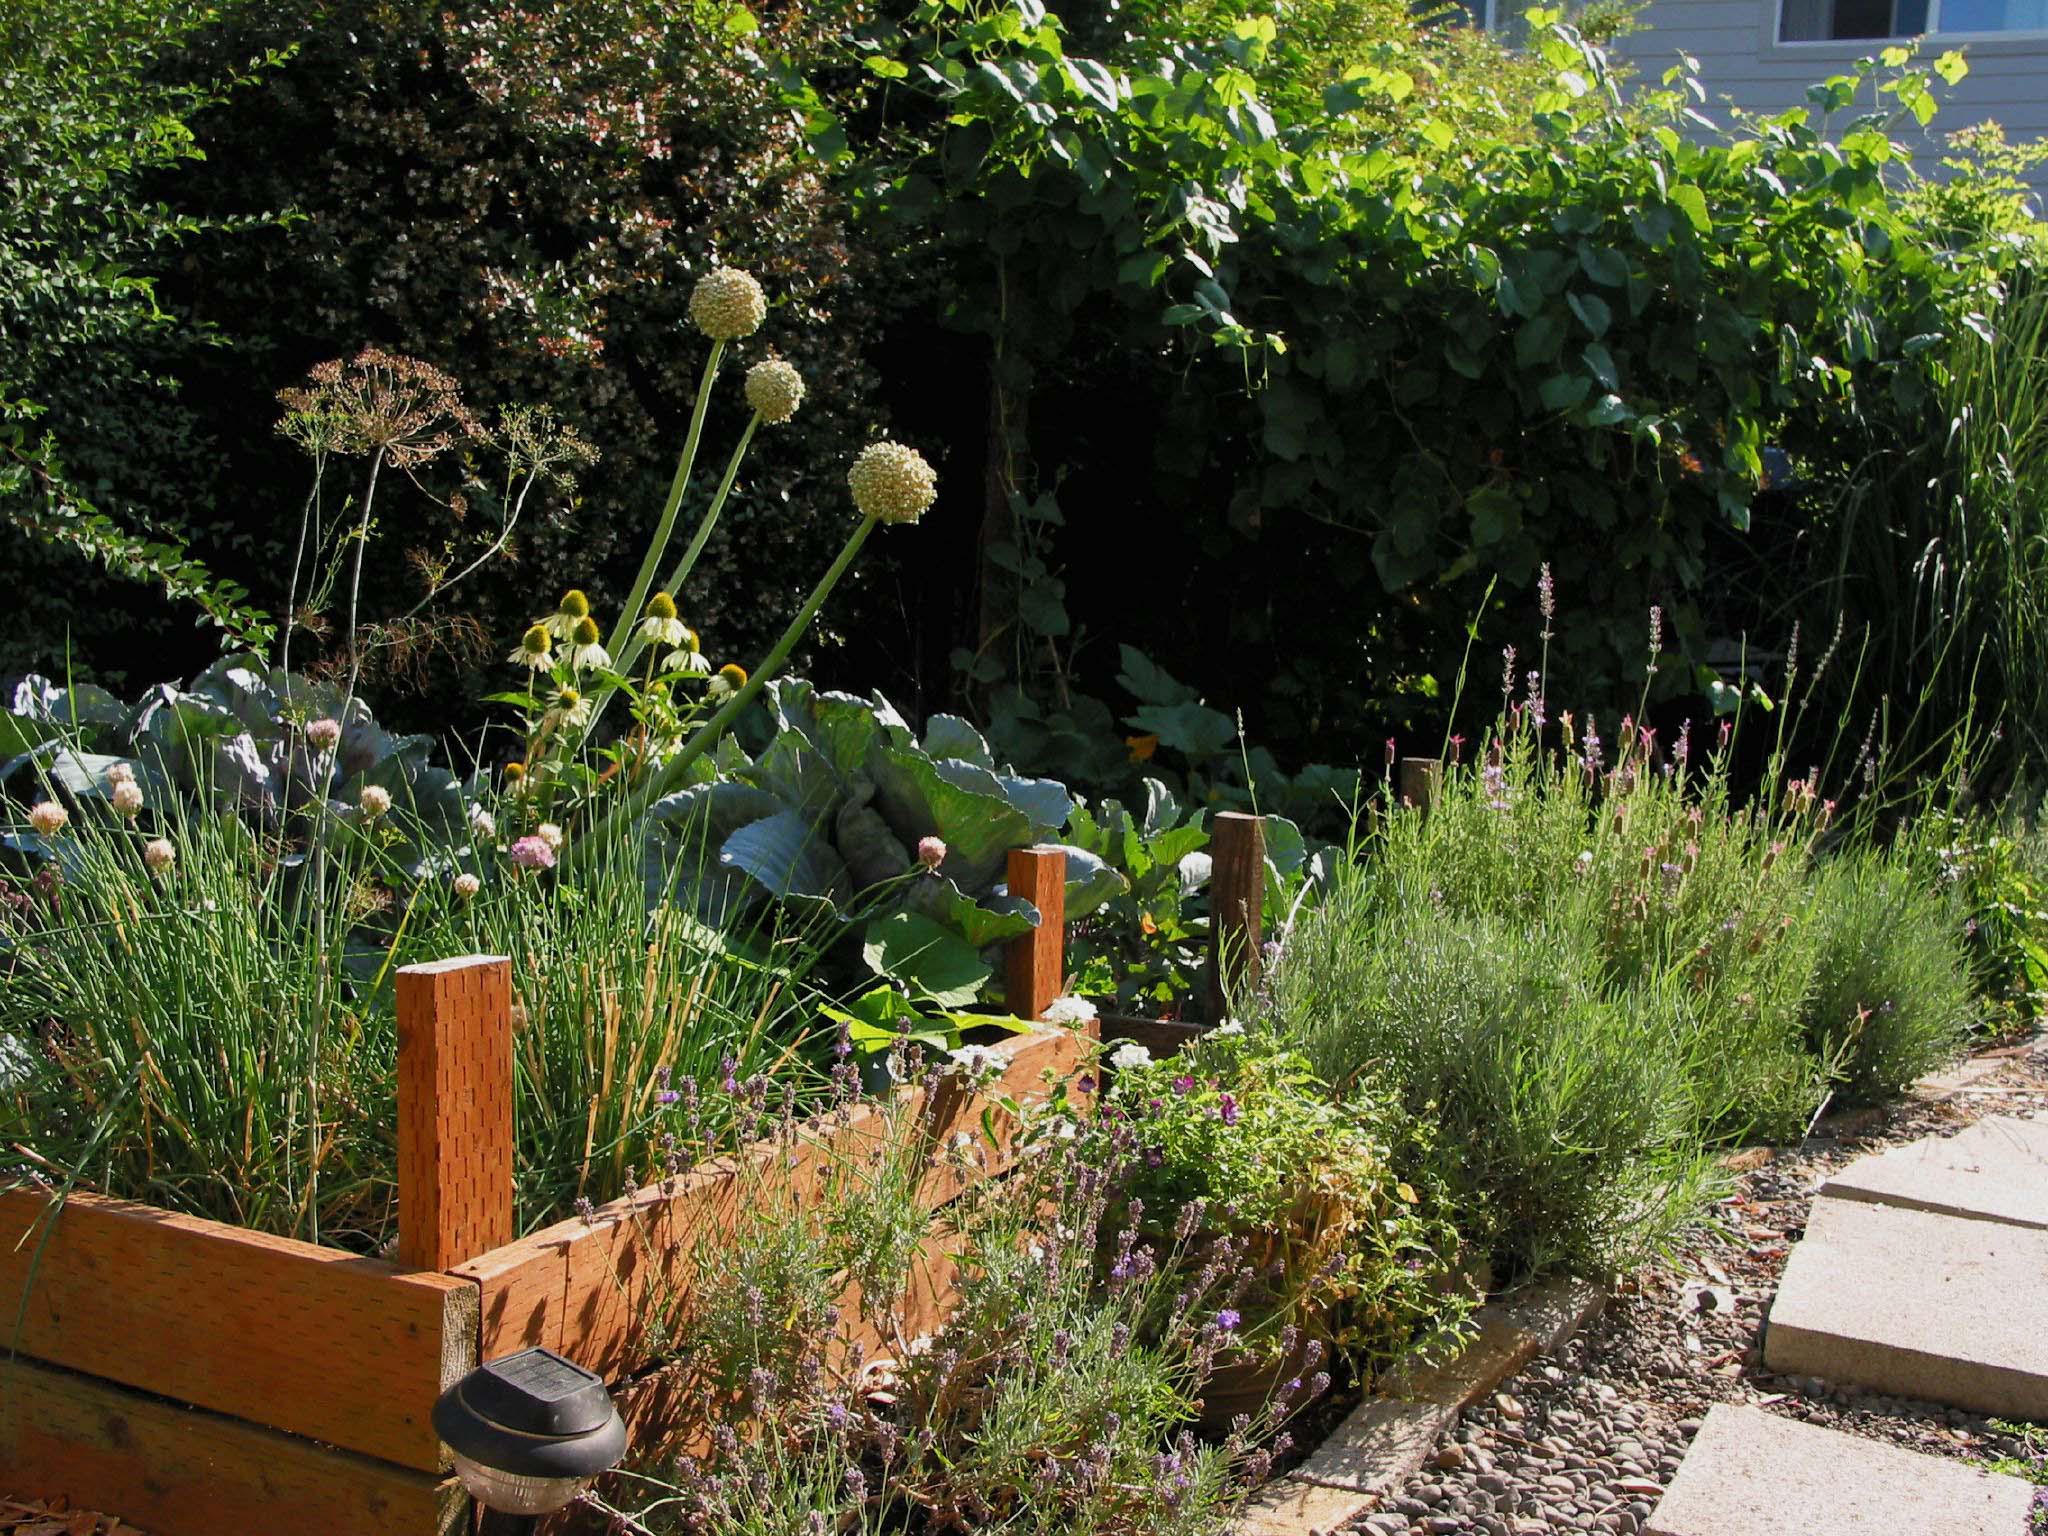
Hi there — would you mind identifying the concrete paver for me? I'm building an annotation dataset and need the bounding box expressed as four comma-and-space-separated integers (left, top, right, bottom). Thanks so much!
1823, 1114, 2048, 1229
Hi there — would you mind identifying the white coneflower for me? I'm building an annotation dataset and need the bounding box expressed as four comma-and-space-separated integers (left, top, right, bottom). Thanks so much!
564, 615, 611, 672
706, 663, 748, 703
27, 802, 67, 838
358, 785, 393, 820
540, 687, 591, 734
544, 589, 592, 643
509, 623, 554, 671
306, 717, 344, 752
536, 822, 565, 853
745, 358, 805, 424
848, 441, 937, 526
688, 267, 767, 341
143, 838, 176, 875
452, 871, 482, 901
664, 627, 711, 674
111, 780, 145, 820
637, 591, 688, 649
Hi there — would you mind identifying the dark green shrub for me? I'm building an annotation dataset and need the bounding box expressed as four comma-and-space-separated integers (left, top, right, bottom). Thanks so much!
1803, 852, 1974, 1104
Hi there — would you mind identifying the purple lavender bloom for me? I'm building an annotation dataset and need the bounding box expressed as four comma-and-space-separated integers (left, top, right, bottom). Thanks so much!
1217, 1308, 1241, 1331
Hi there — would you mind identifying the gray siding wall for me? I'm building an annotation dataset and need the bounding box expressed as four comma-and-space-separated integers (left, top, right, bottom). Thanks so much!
1602, 1, 2048, 191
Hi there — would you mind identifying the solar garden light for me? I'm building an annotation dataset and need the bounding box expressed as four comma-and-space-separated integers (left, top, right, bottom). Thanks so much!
433, 1346, 627, 1532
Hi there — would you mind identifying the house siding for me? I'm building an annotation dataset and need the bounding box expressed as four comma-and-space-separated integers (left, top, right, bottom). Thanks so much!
1602, 3, 2048, 190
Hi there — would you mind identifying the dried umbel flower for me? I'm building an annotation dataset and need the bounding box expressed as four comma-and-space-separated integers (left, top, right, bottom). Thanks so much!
452, 872, 481, 901
509, 624, 553, 671
306, 717, 344, 751
358, 785, 393, 820
848, 441, 937, 525
638, 591, 687, 648
744, 358, 804, 424
916, 835, 947, 872
498, 402, 600, 492
143, 838, 176, 874
509, 835, 556, 871
28, 802, 68, 837
275, 347, 481, 469
111, 780, 144, 820
688, 267, 767, 341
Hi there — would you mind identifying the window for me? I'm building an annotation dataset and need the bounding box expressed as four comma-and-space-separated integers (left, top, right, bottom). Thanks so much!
1779, 0, 2046, 36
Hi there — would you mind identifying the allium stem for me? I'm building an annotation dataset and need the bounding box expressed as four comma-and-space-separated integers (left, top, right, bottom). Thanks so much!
570, 515, 875, 867
605, 339, 726, 664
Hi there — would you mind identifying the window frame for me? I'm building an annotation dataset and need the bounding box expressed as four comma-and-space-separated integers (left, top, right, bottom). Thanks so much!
1772, 0, 2048, 44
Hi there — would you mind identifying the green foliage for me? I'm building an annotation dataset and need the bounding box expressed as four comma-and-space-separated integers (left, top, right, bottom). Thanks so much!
1099, 1027, 1470, 1379
0, 0, 277, 663
1801, 849, 1977, 1105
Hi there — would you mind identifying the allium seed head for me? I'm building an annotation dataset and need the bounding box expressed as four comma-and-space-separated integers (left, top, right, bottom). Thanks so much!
688, 267, 767, 341
848, 441, 937, 525
306, 717, 344, 751
27, 802, 67, 838
143, 838, 176, 874
744, 358, 804, 423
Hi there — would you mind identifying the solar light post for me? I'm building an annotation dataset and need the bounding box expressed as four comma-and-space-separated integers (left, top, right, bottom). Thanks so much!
433, 1346, 627, 1534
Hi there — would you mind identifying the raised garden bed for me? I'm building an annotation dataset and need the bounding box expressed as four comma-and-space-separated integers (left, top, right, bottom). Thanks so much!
0, 847, 1103, 1536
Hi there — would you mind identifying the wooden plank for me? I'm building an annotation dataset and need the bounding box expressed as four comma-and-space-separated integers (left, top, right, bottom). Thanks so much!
1398, 757, 1441, 813
1004, 846, 1067, 1021
0, 1188, 477, 1473
1205, 812, 1265, 1024
458, 1024, 1086, 1378
0, 1355, 463, 1536
397, 955, 514, 1271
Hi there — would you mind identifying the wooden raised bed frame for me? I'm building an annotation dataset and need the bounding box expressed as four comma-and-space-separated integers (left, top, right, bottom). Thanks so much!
2, 829, 1272, 1534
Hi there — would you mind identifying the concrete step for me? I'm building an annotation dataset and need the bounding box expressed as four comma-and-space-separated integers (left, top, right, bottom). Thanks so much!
1823, 1114, 2048, 1229
1646, 1404, 2034, 1536
1764, 1195, 2048, 1418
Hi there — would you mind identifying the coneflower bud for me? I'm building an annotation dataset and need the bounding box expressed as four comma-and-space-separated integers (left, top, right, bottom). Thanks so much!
358, 785, 393, 820
143, 838, 176, 874
688, 267, 767, 341
28, 802, 67, 837
848, 441, 937, 525
744, 358, 804, 423
111, 780, 144, 819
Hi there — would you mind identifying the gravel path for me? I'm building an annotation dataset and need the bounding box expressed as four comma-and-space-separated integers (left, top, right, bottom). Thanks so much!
1346, 1035, 2048, 1535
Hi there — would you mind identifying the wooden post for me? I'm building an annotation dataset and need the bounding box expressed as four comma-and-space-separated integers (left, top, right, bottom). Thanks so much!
1399, 756, 1442, 813
1206, 812, 1265, 1025
1004, 845, 1066, 1022
395, 955, 514, 1272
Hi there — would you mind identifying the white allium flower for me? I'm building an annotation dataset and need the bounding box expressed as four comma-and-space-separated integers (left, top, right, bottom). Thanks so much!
916, 836, 947, 873
948, 1043, 1005, 1079
536, 822, 565, 853
1108, 1041, 1154, 1071
27, 802, 67, 837
744, 358, 805, 424
1041, 995, 1098, 1028
111, 780, 145, 819
358, 785, 393, 820
1209, 1019, 1246, 1038
468, 806, 497, 842
452, 872, 482, 901
689, 267, 767, 341
106, 762, 136, 786
143, 838, 176, 874
306, 718, 343, 752
848, 441, 937, 525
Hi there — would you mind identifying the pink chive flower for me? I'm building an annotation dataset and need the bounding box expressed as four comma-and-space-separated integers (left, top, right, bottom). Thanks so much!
509, 835, 556, 870
917, 836, 946, 872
